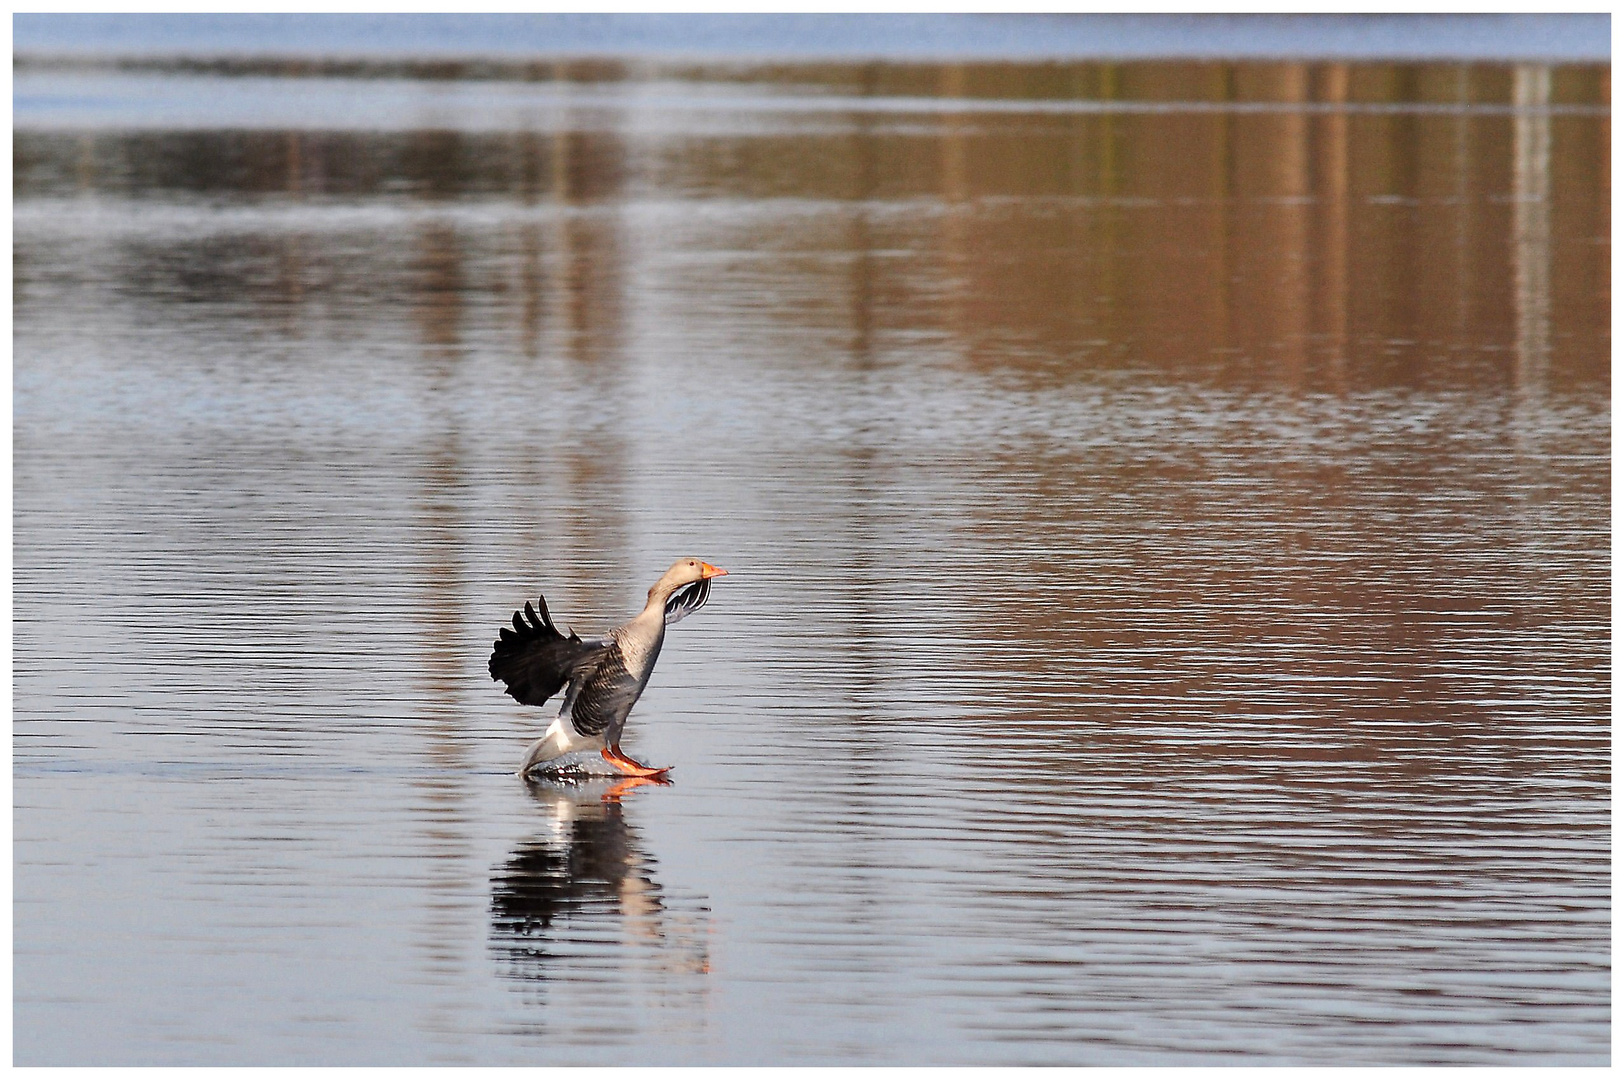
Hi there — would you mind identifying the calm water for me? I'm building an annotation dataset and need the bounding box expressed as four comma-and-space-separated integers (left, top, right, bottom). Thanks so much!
13, 54, 1610, 1065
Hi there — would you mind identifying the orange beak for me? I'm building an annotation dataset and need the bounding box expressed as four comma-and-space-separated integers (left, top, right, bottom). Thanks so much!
700, 563, 729, 579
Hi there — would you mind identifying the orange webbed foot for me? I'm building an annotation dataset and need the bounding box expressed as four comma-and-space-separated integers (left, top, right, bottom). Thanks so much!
601, 745, 672, 779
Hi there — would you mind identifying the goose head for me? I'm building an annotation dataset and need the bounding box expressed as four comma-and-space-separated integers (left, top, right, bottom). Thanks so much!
648, 557, 728, 603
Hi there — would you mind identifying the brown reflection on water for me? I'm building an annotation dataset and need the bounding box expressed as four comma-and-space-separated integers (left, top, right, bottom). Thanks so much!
551, 113, 635, 613
920, 104, 1604, 394
406, 215, 479, 1042
15, 60, 1609, 400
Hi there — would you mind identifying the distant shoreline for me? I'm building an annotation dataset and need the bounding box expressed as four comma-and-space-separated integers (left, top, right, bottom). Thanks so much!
12, 13, 1611, 64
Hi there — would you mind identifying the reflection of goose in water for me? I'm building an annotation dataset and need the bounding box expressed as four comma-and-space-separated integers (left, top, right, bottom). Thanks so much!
490, 775, 710, 983
489, 558, 728, 778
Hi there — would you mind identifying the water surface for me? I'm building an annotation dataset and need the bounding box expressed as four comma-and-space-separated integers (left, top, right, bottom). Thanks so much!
13, 55, 1610, 1065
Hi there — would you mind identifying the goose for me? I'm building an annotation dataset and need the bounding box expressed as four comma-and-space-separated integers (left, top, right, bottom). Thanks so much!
489, 558, 728, 778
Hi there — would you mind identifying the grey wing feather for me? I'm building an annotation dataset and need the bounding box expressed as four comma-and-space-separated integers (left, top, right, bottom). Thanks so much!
566, 640, 646, 739
489, 594, 609, 707
663, 578, 711, 626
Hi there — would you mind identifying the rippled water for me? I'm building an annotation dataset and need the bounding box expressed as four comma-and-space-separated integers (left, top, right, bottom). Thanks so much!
13, 54, 1610, 1065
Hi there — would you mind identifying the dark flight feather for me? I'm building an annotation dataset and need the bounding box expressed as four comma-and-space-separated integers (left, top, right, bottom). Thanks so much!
489, 593, 608, 708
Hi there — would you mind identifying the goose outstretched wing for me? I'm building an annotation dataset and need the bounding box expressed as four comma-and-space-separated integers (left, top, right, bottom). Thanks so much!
489, 595, 609, 708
